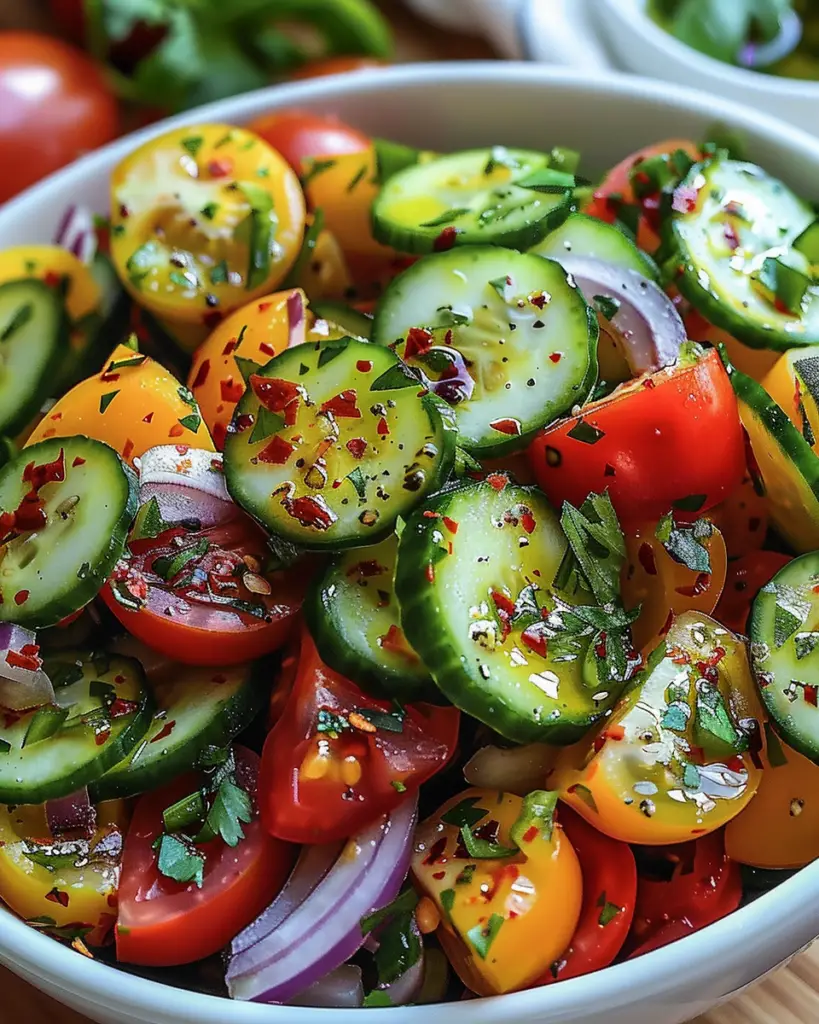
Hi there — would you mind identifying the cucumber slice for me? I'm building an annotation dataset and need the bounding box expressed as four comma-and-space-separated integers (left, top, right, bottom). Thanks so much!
223, 337, 457, 549
529, 213, 660, 280
372, 247, 597, 456
395, 477, 622, 744
668, 158, 819, 350
0, 650, 153, 803
750, 553, 819, 763
0, 437, 138, 627
311, 300, 372, 341
0, 279, 68, 436
89, 660, 267, 800
372, 148, 576, 253
726, 357, 819, 553
305, 533, 435, 702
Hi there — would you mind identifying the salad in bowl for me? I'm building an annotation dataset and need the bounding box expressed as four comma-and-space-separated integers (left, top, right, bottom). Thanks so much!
2, 73, 819, 1016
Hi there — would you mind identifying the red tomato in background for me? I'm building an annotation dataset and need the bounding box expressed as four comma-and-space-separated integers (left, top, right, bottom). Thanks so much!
626, 832, 741, 959
101, 515, 308, 666
537, 808, 636, 985
246, 110, 370, 174
260, 631, 460, 844
116, 747, 295, 967
715, 550, 792, 635
528, 350, 746, 528
0, 33, 119, 203
290, 57, 386, 80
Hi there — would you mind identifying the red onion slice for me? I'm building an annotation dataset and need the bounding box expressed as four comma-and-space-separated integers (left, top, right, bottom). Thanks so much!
54, 205, 97, 265
739, 10, 802, 68
136, 446, 237, 529
558, 256, 686, 375
0, 623, 54, 711
46, 787, 96, 839
288, 965, 364, 1009
287, 290, 306, 348
227, 795, 417, 1004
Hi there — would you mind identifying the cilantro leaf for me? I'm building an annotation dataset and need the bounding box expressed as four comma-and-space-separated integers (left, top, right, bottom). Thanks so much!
598, 900, 622, 927
656, 512, 713, 574
131, 496, 173, 542
152, 833, 205, 888
467, 913, 505, 959
693, 685, 748, 757
460, 823, 516, 859
559, 491, 625, 606
440, 796, 488, 829
196, 778, 252, 847
363, 991, 392, 1008
361, 888, 418, 938
510, 789, 558, 847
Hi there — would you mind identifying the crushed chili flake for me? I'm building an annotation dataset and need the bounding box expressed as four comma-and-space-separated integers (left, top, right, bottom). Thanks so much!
259, 342, 276, 357
520, 509, 536, 534
45, 888, 69, 908
424, 837, 448, 865
638, 543, 657, 576
24, 448, 65, 490
258, 301, 272, 312
72, 457, 86, 468
250, 375, 300, 412
6, 647, 41, 671
213, 422, 228, 448
549, 352, 562, 364
356, 359, 373, 372
377, 417, 390, 436
220, 377, 245, 403
282, 494, 337, 530
379, 624, 419, 661
521, 624, 547, 657
486, 473, 508, 492
151, 720, 177, 743
425, 563, 435, 583
423, 510, 441, 519
168, 423, 185, 438
530, 293, 547, 310
143, 412, 154, 424
432, 870, 446, 881
433, 226, 460, 251
805, 685, 818, 707
675, 572, 710, 598
404, 327, 433, 359
346, 437, 367, 459
192, 359, 211, 389
347, 560, 387, 578
489, 418, 522, 436
522, 825, 539, 843
207, 157, 233, 178
442, 516, 459, 534
321, 390, 361, 418
492, 591, 516, 617
258, 437, 296, 465
14, 591, 29, 605
222, 338, 238, 355
122, 439, 135, 463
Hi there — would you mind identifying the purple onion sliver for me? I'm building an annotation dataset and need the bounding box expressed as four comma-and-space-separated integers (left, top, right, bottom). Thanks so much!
287, 290, 306, 348
46, 788, 96, 839
738, 10, 802, 68
559, 256, 686, 375
54, 204, 97, 266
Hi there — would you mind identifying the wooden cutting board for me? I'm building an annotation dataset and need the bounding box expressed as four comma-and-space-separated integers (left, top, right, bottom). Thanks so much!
0, 1, 816, 1022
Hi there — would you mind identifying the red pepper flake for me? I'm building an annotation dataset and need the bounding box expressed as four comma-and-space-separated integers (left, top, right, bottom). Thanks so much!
258, 436, 296, 465
638, 543, 657, 576
433, 226, 460, 251
423, 836, 447, 865
220, 377, 245, 403
71, 457, 86, 468
192, 359, 211, 389
489, 418, 521, 436
208, 157, 233, 178
347, 560, 387, 578
442, 516, 459, 534
346, 437, 367, 459
109, 698, 139, 719
423, 510, 441, 519
377, 417, 390, 436
122, 439, 135, 463
486, 473, 508, 492
530, 293, 547, 310
282, 494, 337, 530
672, 184, 700, 214
50, 412, 62, 422
250, 375, 300, 413
521, 624, 547, 657
258, 301, 272, 312
432, 870, 446, 880
404, 327, 433, 359
379, 624, 419, 662
492, 590, 516, 617
522, 825, 539, 843
726, 755, 745, 773
521, 510, 536, 535
151, 720, 177, 743
23, 448, 65, 490
6, 647, 41, 671
259, 342, 276, 357
234, 414, 253, 433
213, 422, 227, 449
549, 352, 562, 364
14, 591, 29, 605
321, 389, 361, 418
45, 888, 69, 908
805, 685, 818, 707
143, 412, 154, 424
356, 359, 373, 372
595, 632, 608, 659
168, 423, 185, 438
605, 725, 625, 741
43, 270, 62, 288
643, 378, 657, 390
222, 338, 238, 356
425, 563, 435, 583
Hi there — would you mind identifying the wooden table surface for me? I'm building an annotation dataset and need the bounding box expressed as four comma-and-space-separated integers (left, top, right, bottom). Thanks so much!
0, 1, 817, 1022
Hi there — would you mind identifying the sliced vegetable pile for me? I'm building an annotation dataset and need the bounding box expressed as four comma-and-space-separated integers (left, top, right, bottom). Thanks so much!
2, 113, 818, 1009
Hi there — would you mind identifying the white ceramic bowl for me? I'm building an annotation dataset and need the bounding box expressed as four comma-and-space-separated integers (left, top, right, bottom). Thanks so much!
2, 61, 819, 1024
597, 0, 819, 135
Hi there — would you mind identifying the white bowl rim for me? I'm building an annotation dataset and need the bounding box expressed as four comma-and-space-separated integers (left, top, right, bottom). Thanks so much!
2, 59, 819, 1021
599, 0, 819, 96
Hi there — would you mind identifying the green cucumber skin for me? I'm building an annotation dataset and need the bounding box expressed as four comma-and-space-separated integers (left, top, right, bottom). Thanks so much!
304, 539, 438, 703
89, 660, 269, 801
667, 159, 818, 351
0, 655, 154, 804
395, 481, 609, 745
531, 213, 660, 281
750, 552, 819, 764
0, 279, 69, 438
311, 301, 373, 341
0, 437, 138, 628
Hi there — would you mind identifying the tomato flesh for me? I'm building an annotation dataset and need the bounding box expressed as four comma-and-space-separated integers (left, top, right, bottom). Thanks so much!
246, 110, 370, 174
715, 550, 792, 635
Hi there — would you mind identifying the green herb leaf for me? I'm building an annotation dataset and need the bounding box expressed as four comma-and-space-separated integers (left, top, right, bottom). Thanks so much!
23, 705, 69, 747
436, 306, 470, 328
131, 496, 173, 542
301, 157, 338, 187
99, 390, 120, 414
593, 295, 621, 321
181, 135, 204, 157
163, 791, 207, 834
756, 255, 811, 315
510, 789, 558, 847
772, 584, 810, 648
795, 632, 819, 660
347, 466, 368, 501
194, 778, 252, 847
236, 182, 274, 290
210, 260, 229, 285
179, 412, 201, 433
283, 208, 325, 289
370, 362, 423, 392
21, 841, 85, 872
361, 888, 419, 936
515, 168, 581, 193
201, 202, 219, 220
153, 538, 209, 581
0, 739, 10, 755
598, 900, 622, 927
235, 356, 262, 383
391, 780, 407, 793
317, 343, 347, 368
460, 822, 516, 859
693, 684, 747, 757
249, 406, 284, 444
106, 355, 147, 373
559, 491, 626, 606
467, 913, 505, 959
420, 208, 471, 228
655, 512, 713, 574
440, 887, 455, 922
152, 833, 205, 888
441, 796, 488, 829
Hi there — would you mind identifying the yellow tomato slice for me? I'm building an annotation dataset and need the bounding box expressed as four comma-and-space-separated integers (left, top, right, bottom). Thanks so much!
110, 124, 306, 325
188, 289, 307, 449
294, 226, 353, 301
412, 788, 582, 996
726, 730, 819, 869
552, 611, 764, 845
26, 343, 214, 464
0, 803, 120, 946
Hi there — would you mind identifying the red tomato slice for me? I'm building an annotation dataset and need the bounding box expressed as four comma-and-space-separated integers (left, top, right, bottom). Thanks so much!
538, 808, 636, 985
715, 550, 792, 635
246, 110, 370, 174
625, 831, 741, 958
116, 747, 295, 967
101, 514, 307, 666
260, 631, 460, 844
528, 349, 746, 528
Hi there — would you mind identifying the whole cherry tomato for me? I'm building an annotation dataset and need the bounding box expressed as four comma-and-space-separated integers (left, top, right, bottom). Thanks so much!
246, 110, 370, 174
714, 551, 792, 635
0, 34, 119, 203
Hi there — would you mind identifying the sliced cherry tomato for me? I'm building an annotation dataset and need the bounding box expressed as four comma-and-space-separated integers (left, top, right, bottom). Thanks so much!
246, 110, 370, 174
707, 471, 769, 559
0, 34, 119, 204
290, 57, 387, 81
110, 124, 306, 325
412, 788, 582, 996
295, 226, 354, 302
714, 551, 792, 635
528, 349, 746, 528
584, 139, 701, 253
260, 631, 459, 844
622, 518, 728, 653
101, 515, 306, 666
626, 831, 741, 957
188, 289, 307, 450
537, 807, 636, 985
116, 747, 294, 966
26, 343, 214, 464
